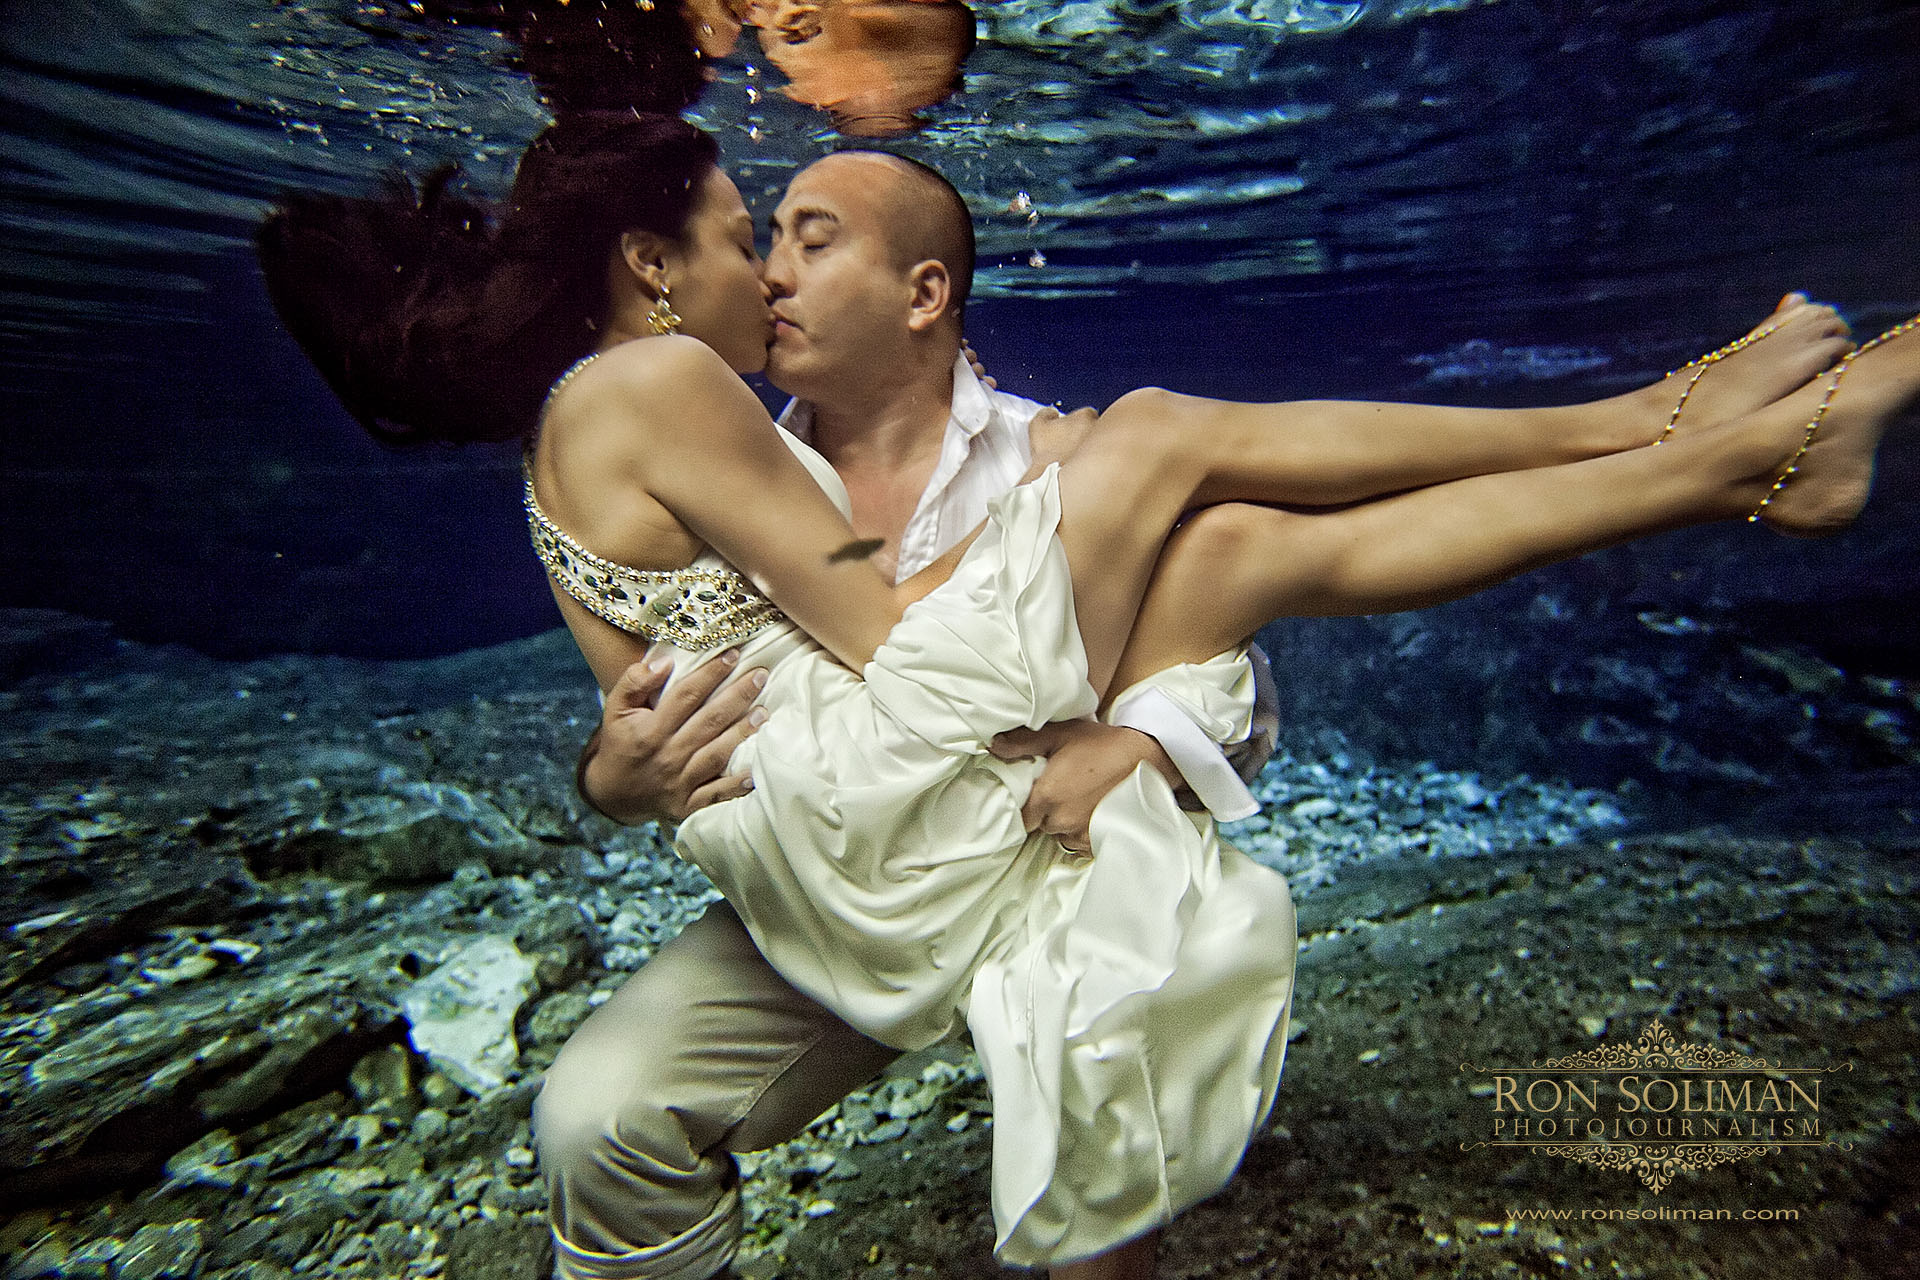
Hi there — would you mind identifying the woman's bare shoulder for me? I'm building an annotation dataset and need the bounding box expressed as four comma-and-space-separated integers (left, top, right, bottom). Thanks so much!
533, 339, 713, 566
549, 337, 744, 449
585, 334, 735, 399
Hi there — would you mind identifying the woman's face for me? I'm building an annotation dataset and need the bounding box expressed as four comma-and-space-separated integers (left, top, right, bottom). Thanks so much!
662, 166, 774, 374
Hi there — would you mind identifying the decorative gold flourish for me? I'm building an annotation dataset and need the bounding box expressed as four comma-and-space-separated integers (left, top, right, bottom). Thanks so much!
1542, 1143, 1773, 1194
1533, 1017, 1778, 1072
1461, 1017, 1783, 1074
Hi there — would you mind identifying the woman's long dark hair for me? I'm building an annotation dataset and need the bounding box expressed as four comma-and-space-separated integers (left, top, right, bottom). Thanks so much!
256, 111, 718, 446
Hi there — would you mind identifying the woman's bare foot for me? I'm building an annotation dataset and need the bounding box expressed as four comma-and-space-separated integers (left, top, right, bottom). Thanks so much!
1738, 314, 1920, 537
1641, 295, 1855, 443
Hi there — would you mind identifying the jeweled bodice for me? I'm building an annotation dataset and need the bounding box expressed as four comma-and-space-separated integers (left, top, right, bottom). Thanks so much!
523, 346, 851, 656
524, 470, 784, 651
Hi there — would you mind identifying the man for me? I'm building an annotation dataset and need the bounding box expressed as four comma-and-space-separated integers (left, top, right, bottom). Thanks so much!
533, 150, 1282, 1280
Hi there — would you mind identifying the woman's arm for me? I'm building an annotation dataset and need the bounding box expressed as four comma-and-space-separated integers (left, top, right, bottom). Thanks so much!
546, 336, 908, 671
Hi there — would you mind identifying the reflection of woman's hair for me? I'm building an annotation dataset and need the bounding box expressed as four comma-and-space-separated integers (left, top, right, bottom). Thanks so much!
412, 0, 712, 114
257, 113, 717, 447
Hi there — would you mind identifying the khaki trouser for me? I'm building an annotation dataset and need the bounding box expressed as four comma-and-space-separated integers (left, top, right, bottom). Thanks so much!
533, 900, 900, 1280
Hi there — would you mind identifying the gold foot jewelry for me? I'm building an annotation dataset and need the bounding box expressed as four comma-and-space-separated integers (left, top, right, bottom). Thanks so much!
1748, 313, 1920, 522
1653, 317, 1789, 446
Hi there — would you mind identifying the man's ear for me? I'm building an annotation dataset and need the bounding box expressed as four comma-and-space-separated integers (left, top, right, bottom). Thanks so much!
618, 230, 673, 296
904, 260, 954, 332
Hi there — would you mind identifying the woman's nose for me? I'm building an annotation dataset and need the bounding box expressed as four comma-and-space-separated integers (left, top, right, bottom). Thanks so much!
760, 245, 793, 297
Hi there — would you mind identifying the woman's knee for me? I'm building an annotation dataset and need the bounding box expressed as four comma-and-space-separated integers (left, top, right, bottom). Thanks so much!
1100, 386, 1184, 439
1097, 388, 1227, 484
1170, 502, 1277, 563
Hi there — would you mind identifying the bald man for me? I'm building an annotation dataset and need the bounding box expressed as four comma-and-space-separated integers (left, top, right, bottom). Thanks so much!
533, 151, 1281, 1280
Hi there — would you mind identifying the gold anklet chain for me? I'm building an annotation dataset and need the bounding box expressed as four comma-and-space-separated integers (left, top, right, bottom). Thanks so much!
1652, 317, 1789, 446
1748, 313, 1920, 522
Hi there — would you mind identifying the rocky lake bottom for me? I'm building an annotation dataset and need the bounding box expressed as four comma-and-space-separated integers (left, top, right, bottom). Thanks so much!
2, 606, 1916, 1279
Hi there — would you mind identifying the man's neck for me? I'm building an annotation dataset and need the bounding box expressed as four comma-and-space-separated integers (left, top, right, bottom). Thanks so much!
803, 344, 958, 476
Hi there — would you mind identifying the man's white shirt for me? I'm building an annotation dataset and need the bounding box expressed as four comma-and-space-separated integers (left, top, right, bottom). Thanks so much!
779, 355, 1276, 820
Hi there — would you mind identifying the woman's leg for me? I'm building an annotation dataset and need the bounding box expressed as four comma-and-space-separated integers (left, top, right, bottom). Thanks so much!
1099, 321, 1920, 694
1052, 308, 1873, 695
1111, 299, 1849, 507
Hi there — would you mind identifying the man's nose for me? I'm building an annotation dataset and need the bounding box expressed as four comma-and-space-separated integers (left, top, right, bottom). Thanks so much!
760, 244, 794, 298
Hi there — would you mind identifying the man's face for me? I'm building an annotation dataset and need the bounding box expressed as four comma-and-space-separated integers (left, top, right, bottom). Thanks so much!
762, 154, 917, 399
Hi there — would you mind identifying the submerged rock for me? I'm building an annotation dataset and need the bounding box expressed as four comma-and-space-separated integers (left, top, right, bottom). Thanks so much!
399, 936, 538, 1097
1, 607, 1914, 1278
114, 1221, 203, 1280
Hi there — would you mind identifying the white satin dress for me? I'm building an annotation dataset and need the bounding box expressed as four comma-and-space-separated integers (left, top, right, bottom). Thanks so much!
529, 424, 1298, 1267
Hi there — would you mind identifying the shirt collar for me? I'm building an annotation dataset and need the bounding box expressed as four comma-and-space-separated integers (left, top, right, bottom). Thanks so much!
775, 353, 1014, 452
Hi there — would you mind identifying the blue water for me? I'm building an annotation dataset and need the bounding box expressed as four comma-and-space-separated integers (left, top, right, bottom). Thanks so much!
3, 0, 1918, 661
3, 4, 1919, 1266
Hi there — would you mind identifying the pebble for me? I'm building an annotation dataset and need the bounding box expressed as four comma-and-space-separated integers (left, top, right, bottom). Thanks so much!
141, 954, 219, 984
207, 938, 262, 964
420, 1073, 462, 1108
384, 1178, 443, 1221
340, 1114, 384, 1150
162, 1130, 239, 1188
371, 1221, 424, 1264
410, 1108, 451, 1143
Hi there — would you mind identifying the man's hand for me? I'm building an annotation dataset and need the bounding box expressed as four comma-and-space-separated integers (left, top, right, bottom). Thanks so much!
990, 720, 1183, 853
579, 653, 768, 826
1020, 406, 1097, 482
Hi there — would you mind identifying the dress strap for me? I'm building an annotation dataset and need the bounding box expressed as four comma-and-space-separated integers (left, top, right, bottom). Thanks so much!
547, 351, 603, 405
523, 462, 783, 651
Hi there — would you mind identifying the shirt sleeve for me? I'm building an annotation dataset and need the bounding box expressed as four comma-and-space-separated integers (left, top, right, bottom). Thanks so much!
1104, 642, 1278, 822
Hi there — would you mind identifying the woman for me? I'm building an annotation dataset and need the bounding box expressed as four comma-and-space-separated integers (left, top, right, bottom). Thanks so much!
257, 112, 1914, 1272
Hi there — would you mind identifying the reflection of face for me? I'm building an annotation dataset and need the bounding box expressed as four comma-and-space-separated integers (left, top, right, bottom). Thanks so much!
661, 167, 774, 375
762, 154, 916, 397
753, 0, 973, 138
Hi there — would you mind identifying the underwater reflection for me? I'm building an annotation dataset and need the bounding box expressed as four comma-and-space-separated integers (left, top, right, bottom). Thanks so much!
408, 0, 720, 113
746, 0, 976, 137
404, 0, 975, 137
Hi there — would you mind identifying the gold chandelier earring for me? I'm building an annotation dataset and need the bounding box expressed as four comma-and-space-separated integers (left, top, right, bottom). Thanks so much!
646, 281, 683, 336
